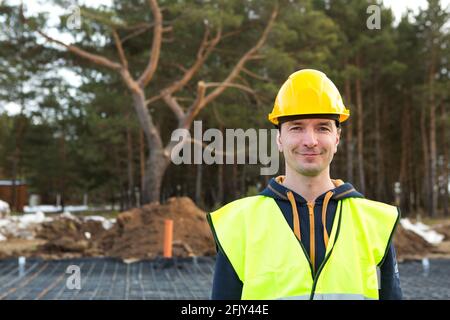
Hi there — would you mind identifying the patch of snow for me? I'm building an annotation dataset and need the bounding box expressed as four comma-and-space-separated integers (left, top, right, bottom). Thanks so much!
24, 205, 63, 213
60, 211, 77, 220
83, 216, 115, 230
0, 211, 52, 240
0, 219, 11, 228
400, 218, 445, 245
0, 200, 10, 214
20, 211, 46, 225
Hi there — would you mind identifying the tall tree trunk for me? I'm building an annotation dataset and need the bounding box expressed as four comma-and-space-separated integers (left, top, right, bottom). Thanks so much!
110, 186, 116, 212
440, 102, 448, 216
139, 129, 145, 206
344, 76, 353, 183
216, 125, 224, 206
240, 164, 247, 196
232, 162, 239, 199
59, 130, 66, 212
143, 150, 170, 204
195, 164, 203, 206
119, 189, 125, 212
11, 155, 18, 211
399, 96, 411, 212
429, 65, 438, 217
211, 123, 224, 206
374, 83, 385, 201
113, 146, 125, 211
126, 114, 134, 209
355, 58, 365, 195
130, 88, 166, 204
11, 115, 26, 212
420, 99, 430, 216
217, 164, 224, 205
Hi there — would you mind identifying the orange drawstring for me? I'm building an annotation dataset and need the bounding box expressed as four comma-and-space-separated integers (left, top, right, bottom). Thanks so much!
286, 191, 301, 241
322, 191, 333, 249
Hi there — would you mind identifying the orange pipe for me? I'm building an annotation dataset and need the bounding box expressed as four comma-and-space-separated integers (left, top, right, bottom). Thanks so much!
163, 219, 174, 258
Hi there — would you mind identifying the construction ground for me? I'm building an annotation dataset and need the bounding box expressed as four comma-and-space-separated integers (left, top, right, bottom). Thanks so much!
0, 257, 449, 299
1, 197, 450, 299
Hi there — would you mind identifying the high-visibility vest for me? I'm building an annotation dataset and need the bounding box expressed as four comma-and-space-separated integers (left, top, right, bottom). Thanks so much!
207, 196, 399, 300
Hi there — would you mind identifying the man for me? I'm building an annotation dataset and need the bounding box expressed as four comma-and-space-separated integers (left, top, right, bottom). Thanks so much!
207, 69, 402, 300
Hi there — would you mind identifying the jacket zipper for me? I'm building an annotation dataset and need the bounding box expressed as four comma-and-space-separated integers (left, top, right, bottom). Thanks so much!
309, 202, 343, 300
307, 202, 315, 274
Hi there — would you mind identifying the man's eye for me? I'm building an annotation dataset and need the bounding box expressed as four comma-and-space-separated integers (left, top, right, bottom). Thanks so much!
319, 127, 331, 132
290, 126, 302, 131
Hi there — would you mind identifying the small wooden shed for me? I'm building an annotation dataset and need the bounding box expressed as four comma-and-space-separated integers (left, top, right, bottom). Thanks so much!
0, 180, 28, 212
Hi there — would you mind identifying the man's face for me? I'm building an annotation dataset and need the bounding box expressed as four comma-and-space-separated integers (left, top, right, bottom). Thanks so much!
277, 118, 340, 177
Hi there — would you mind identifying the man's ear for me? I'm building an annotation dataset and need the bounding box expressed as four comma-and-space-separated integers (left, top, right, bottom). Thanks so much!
276, 130, 283, 152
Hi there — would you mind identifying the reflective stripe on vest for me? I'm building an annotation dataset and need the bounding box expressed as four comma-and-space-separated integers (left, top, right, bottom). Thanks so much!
278, 293, 375, 300
208, 196, 399, 300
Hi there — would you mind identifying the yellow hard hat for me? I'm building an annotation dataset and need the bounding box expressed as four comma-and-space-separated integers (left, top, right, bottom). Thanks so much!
268, 69, 350, 125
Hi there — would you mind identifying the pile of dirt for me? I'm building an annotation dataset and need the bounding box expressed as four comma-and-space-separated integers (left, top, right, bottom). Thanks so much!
33, 216, 106, 258
37, 217, 106, 242
428, 222, 450, 258
393, 225, 435, 261
431, 222, 450, 240
98, 197, 216, 260
0, 238, 47, 259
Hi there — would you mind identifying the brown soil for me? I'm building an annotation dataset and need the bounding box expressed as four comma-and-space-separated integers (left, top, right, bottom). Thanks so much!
393, 219, 450, 261
37, 217, 106, 242
98, 197, 215, 260
431, 222, 450, 241
430, 241, 450, 257
0, 238, 47, 258
32, 215, 106, 258
393, 225, 435, 261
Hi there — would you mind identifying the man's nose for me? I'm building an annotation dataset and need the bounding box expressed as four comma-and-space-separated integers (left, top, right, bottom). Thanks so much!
302, 128, 318, 148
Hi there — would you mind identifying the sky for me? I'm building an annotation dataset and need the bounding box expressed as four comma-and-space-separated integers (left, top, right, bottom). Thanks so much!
384, 0, 450, 23
3, 0, 450, 115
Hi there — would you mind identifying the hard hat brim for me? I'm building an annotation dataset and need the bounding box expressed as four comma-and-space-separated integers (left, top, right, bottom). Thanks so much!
269, 111, 350, 125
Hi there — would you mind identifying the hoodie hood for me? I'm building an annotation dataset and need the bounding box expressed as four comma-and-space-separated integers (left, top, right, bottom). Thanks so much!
260, 175, 364, 204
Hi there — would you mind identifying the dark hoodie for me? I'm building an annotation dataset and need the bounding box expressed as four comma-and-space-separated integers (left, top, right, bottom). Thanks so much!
211, 176, 403, 300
